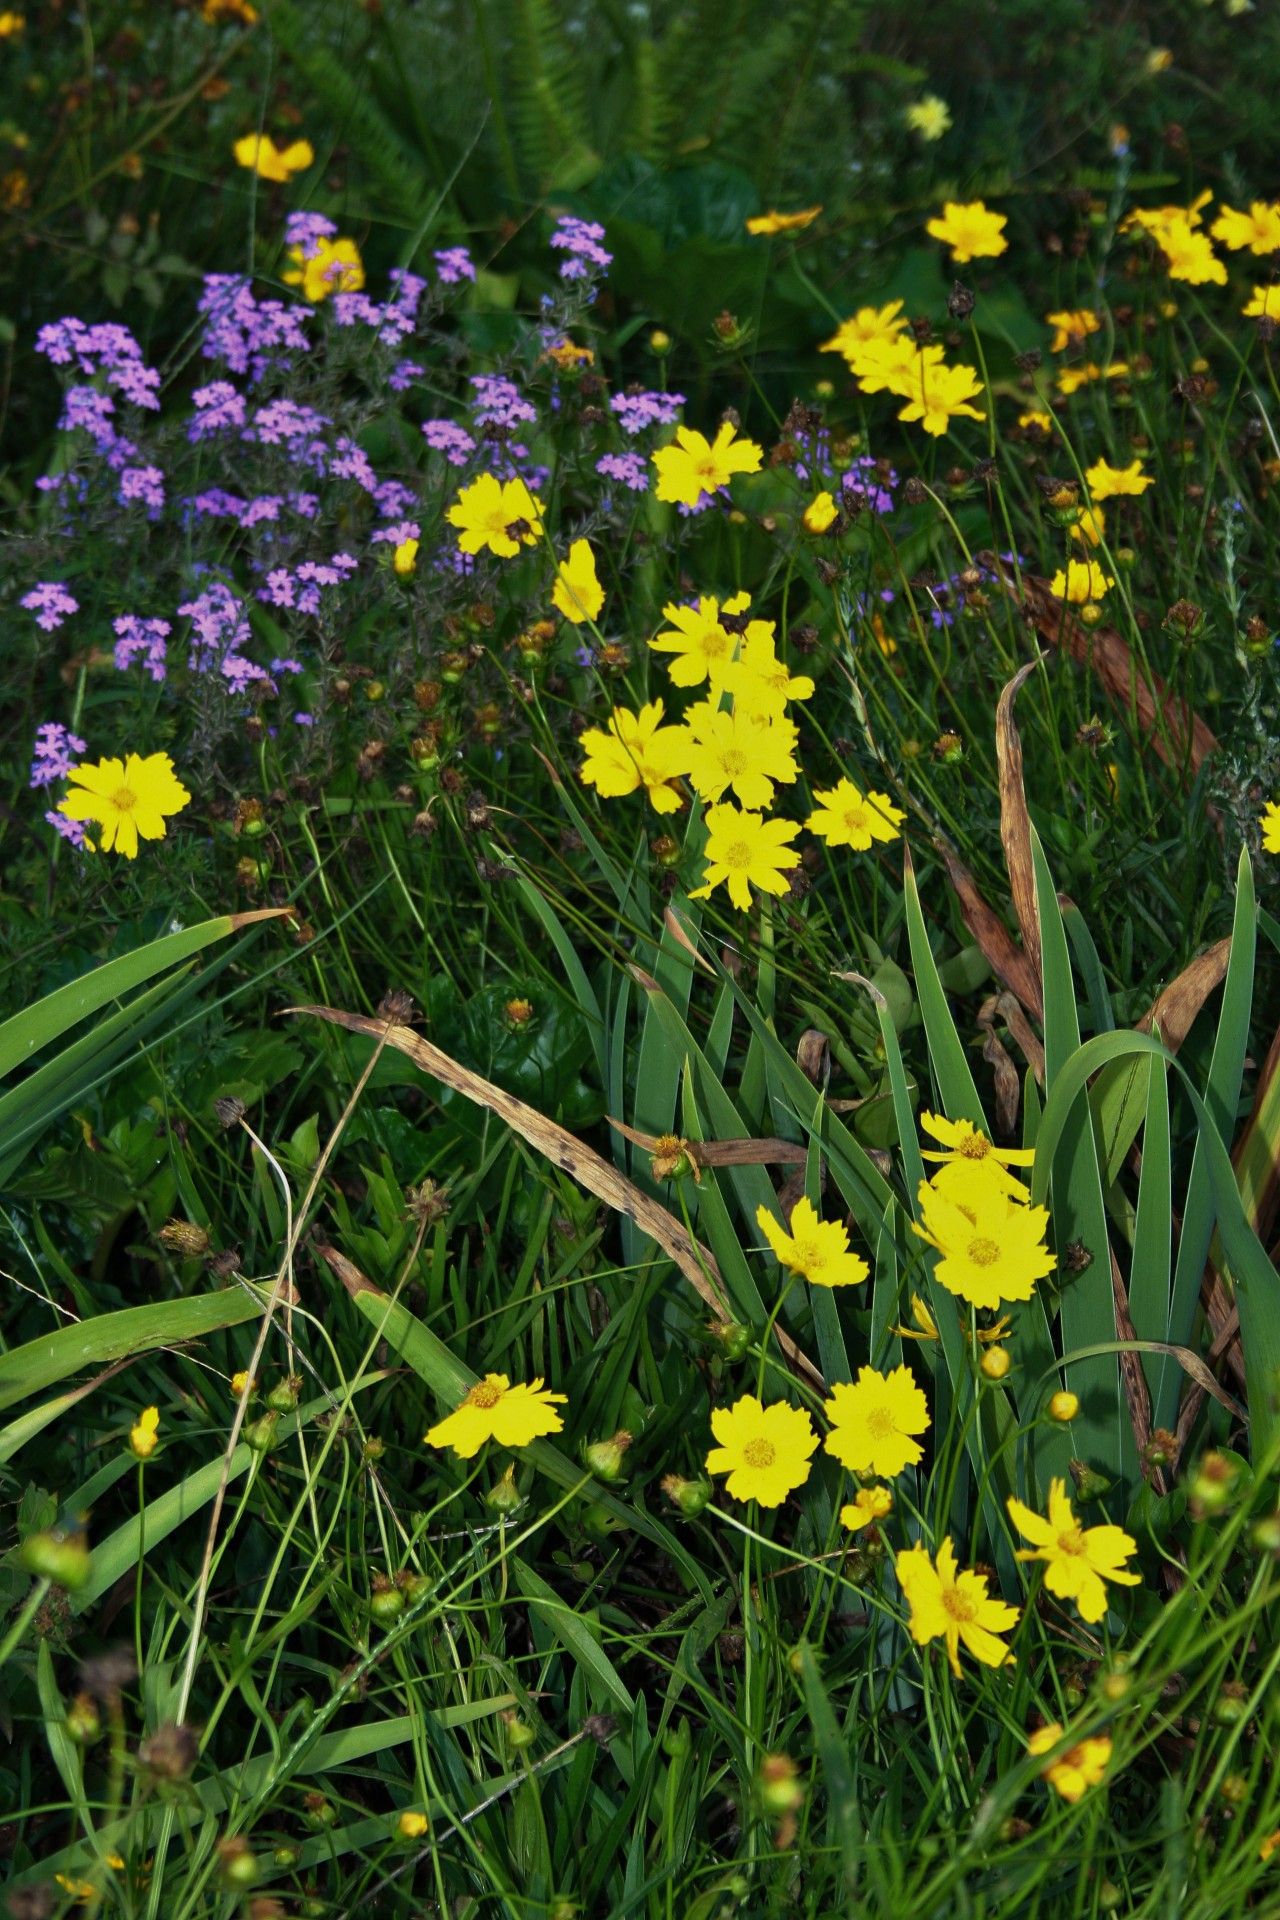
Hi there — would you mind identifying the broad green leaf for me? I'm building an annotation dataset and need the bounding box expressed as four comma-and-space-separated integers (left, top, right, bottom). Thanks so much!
513, 1555, 635, 1713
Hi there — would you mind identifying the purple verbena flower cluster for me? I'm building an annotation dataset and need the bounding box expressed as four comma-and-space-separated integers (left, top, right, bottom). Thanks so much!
549, 216, 612, 284
610, 390, 685, 436
23, 582, 79, 631
29, 721, 86, 788
113, 616, 171, 681
434, 246, 476, 285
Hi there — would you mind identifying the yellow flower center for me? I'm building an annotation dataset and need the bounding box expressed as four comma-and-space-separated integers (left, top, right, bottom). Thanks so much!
112, 786, 138, 811
866, 1407, 897, 1440
967, 1237, 1001, 1266
701, 630, 731, 657
793, 1239, 824, 1271
743, 1438, 776, 1469
694, 455, 720, 484
724, 840, 753, 868
958, 1135, 991, 1160
842, 808, 867, 832
467, 1381, 504, 1410
720, 749, 750, 776
1058, 1527, 1087, 1556
940, 1583, 978, 1624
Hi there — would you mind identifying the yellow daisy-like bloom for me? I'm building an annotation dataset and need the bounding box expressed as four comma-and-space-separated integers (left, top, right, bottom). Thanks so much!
1070, 504, 1106, 548
806, 778, 905, 851
1212, 201, 1280, 255
1085, 457, 1153, 499
232, 133, 313, 182
397, 1811, 429, 1839
824, 1365, 929, 1477
129, 1406, 160, 1460
843, 333, 931, 396
1026, 1723, 1113, 1802
1045, 308, 1100, 353
820, 301, 909, 364
282, 234, 364, 303
925, 200, 1008, 263
425, 1373, 567, 1459
919, 1111, 1034, 1203
1243, 284, 1280, 321
393, 537, 419, 576
689, 802, 801, 911
896, 1538, 1019, 1677
1261, 1830, 1280, 1863
803, 490, 839, 533
841, 1485, 894, 1531
1019, 409, 1054, 433
58, 751, 191, 859
1161, 221, 1227, 286
652, 422, 762, 509
578, 700, 690, 815
231, 1371, 255, 1398
551, 538, 604, 624
756, 1195, 869, 1290
705, 1393, 818, 1507
745, 205, 822, 236
0, 8, 25, 31
893, 357, 986, 437
1260, 801, 1280, 854
1006, 1477, 1141, 1623
715, 624, 815, 719
904, 94, 951, 141
446, 473, 545, 558
683, 702, 798, 811
1056, 360, 1129, 396
650, 591, 748, 686
1049, 557, 1114, 605
203, 0, 257, 20
913, 1175, 1053, 1311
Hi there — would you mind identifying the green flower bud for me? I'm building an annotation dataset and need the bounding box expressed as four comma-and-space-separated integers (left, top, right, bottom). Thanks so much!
20, 1528, 92, 1592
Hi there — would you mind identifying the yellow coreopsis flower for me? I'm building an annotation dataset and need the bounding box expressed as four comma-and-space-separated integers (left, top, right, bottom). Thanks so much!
1243, 284, 1280, 321
756, 1195, 869, 1290
652, 422, 762, 509
919, 1111, 1035, 1203
1018, 409, 1054, 434
233, 133, 313, 182
1211, 202, 1280, 254
397, 1811, 429, 1839
1045, 308, 1100, 353
282, 234, 365, 303
58, 751, 191, 858
1070, 505, 1106, 548
425, 1373, 567, 1458
689, 802, 801, 911
715, 624, 814, 719
446, 473, 545, 558
1260, 801, 1280, 853
1084, 457, 1153, 499
393, 538, 419, 576
904, 94, 951, 141
1261, 1829, 1280, 1863
705, 1393, 818, 1506
893, 357, 986, 436
847, 335, 933, 396
805, 779, 905, 850
824, 1365, 930, 1477
1026, 1724, 1113, 1802
683, 702, 798, 810
203, 0, 258, 19
129, 1406, 160, 1460
745, 205, 822, 236
1056, 360, 1130, 396
552, 538, 605, 624
913, 1174, 1054, 1311
578, 700, 690, 814
0, 9, 25, 32
231, 1372, 255, 1399
925, 200, 1008, 263
841, 1485, 894, 1530
650, 592, 748, 686
896, 1538, 1019, 1677
1006, 1478, 1141, 1623
820, 301, 909, 365
803, 491, 838, 533
1161, 220, 1227, 286
1049, 557, 1114, 605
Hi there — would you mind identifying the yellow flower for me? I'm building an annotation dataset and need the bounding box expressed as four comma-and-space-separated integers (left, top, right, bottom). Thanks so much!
544, 339, 594, 369
904, 94, 951, 141
1006, 1477, 1141, 1623
919, 1111, 1034, 1203
397, 1811, 429, 1839
651, 591, 748, 686
820, 301, 909, 365
844, 333, 930, 395
425, 1373, 567, 1458
1026, 1723, 1113, 1802
803, 491, 838, 533
0, 9, 25, 33
689, 803, 801, 911
683, 702, 798, 810
805, 778, 905, 850
705, 1393, 818, 1507
129, 1406, 160, 1460
1161, 221, 1227, 286
203, 0, 258, 19
1211, 202, 1280, 254
231, 1371, 255, 1399
1145, 47, 1173, 74
1049, 558, 1114, 605
891, 1292, 940, 1343
893, 357, 987, 437
756, 1195, 869, 1290
233, 133, 313, 182
715, 623, 814, 718
824, 1365, 929, 1477
745, 205, 822, 236
1019, 409, 1054, 433
393, 538, 419, 576
1243, 284, 1280, 321
58, 751, 191, 859
1049, 1390, 1079, 1422
1045, 308, 1100, 353
446, 473, 545, 558
895, 1537, 1019, 1677
1260, 801, 1280, 854
913, 1174, 1053, 1311
1261, 1829, 1280, 1863
552, 538, 605, 624
841, 1485, 893, 1530
282, 234, 365, 303
925, 200, 1008, 263
578, 700, 690, 815
652, 422, 763, 509
1085, 457, 1152, 499
1070, 505, 1107, 548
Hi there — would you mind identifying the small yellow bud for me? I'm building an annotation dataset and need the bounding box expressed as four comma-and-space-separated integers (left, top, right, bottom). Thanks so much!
981, 1346, 1011, 1381
397, 1810, 429, 1839
129, 1406, 160, 1459
1049, 1391, 1079, 1422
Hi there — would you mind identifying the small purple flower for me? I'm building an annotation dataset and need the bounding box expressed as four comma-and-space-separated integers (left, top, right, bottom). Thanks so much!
842, 456, 897, 516
549, 215, 612, 283
46, 809, 87, 848
610, 390, 685, 436
189, 380, 247, 441
284, 211, 338, 256
240, 494, 284, 528
331, 436, 379, 493
389, 358, 423, 391
191, 488, 248, 520
470, 374, 537, 429
30, 721, 87, 788
261, 568, 296, 609
23, 582, 79, 631
271, 656, 303, 676
370, 519, 421, 546
372, 478, 418, 519
198, 275, 310, 382
434, 246, 476, 285
293, 712, 315, 726
113, 615, 170, 681
421, 419, 476, 466
596, 451, 649, 493
60, 386, 117, 451
118, 465, 166, 516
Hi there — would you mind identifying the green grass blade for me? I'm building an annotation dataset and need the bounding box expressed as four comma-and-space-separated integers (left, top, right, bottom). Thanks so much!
0, 1287, 269, 1413
1128, 1045, 1172, 1406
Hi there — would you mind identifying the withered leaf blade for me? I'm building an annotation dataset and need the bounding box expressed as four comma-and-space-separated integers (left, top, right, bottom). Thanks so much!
607, 1118, 807, 1168
976, 997, 1021, 1138
995, 656, 1045, 1005
1137, 939, 1230, 1053
941, 846, 1045, 1021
